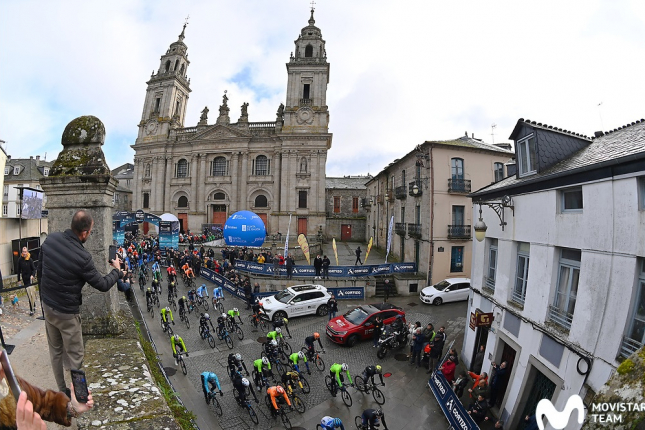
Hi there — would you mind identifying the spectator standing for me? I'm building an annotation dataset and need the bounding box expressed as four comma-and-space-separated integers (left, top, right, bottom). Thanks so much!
410, 328, 425, 367
327, 294, 338, 321
253, 282, 261, 295
383, 279, 391, 302
467, 395, 489, 424
244, 283, 253, 310
448, 348, 460, 366
373, 316, 383, 348
37, 210, 123, 394
452, 371, 469, 397
488, 361, 508, 407
285, 254, 295, 280
313, 255, 323, 279
322, 255, 331, 279
354, 246, 362, 265
422, 323, 435, 346
471, 345, 485, 374
17, 247, 37, 315
439, 355, 456, 383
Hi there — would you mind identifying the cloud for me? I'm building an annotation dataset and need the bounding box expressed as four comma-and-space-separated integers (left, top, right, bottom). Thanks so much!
1, 0, 644, 178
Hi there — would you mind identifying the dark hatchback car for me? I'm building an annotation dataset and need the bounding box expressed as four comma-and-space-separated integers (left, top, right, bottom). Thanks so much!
326, 303, 406, 347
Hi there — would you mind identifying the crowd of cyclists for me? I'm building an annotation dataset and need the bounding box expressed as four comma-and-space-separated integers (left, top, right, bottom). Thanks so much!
118, 235, 391, 429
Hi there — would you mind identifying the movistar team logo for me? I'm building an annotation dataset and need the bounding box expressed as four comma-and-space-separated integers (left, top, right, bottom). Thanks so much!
536, 395, 584, 430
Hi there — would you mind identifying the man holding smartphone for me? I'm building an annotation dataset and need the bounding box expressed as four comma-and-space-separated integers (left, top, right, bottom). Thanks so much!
37, 210, 124, 395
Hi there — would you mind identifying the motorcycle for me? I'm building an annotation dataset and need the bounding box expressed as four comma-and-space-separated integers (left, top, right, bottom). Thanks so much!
376, 326, 409, 359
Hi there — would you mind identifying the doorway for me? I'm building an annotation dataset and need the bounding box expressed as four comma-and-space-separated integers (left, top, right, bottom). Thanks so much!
298, 217, 308, 236
258, 213, 268, 232
520, 366, 557, 419
143, 221, 149, 235
178, 213, 188, 234
471, 325, 489, 370
494, 340, 517, 408
212, 204, 226, 226
341, 224, 352, 241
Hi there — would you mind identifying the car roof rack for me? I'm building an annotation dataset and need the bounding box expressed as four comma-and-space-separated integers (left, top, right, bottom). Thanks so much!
290, 285, 319, 292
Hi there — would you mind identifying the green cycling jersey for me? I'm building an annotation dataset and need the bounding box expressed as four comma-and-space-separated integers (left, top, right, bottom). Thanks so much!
253, 358, 271, 372
330, 363, 352, 387
171, 336, 187, 355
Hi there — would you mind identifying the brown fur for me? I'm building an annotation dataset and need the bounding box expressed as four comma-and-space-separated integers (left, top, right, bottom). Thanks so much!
0, 377, 71, 429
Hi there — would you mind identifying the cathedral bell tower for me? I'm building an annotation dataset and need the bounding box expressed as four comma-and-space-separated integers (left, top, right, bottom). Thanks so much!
138, 24, 192, 140
282, 8, 330, 133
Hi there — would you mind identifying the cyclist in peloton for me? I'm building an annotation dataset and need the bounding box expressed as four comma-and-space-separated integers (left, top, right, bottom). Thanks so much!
178, 295, 188, 315
266, 327, 285, 344
280, 370, 301, 393
200, 371, 223, 403
216, 313, 228, 336
228, 353, 250, 376
171, 334, 188, 365
251, 297, 265, 316
263, 339, 279, 357
145, 287, 155, 307
232, 374, 258, 404
271, 315, 292, 338
304, 332, 325, 357
152, 260, 161, 280
361, 408, 388, 430
197, 283, 209, 300
320, 416, 345, 430
227, 307, 243, 326
160, 306, 175, 327
329, 363, 353, 397
252, 357, 274, 390
361, 365, 385, 387
213, 285, 224, 300
167, 281, 176, 302
138, 268, 146, 287
199, 313, 213, 337
267, 385, 291, 417
167, 265, 177, 283
289, 351, 310, 375
151, 278, 161, 295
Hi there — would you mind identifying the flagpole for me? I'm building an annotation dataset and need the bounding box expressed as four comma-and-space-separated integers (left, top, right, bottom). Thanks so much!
284, 213, 292, 257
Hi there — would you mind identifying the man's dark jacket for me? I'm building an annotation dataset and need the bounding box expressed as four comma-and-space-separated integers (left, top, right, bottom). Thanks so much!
17, 256, 36, 284
37, 229, 120, 314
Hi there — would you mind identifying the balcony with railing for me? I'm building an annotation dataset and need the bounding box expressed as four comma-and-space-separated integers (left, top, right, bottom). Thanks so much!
377, 195, 384, 204
395, 185, 407, 200
361, 198, 371, 208
394, 222, 406, 236
407, 223, 422, 238
448, 178, 472, 194
447, 225, 471, 240
619, 336, 643, 358
510, 289, 526, 306
299, 98, 312, 107
409, 180, 422, 197
547, 305, 573, 331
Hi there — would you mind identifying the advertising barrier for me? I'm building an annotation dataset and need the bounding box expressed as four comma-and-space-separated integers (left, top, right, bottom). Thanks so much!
200, 267, 275, 300
233, 260, 416, 278
326, 287, 365, 300
428, 370, 480, 430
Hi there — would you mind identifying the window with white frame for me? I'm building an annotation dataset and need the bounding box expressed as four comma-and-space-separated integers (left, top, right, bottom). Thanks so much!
43, 167, 49, 176
13, 166, 20, 175
512, 242, 530, 304
517, 135, 537, 176
212, 157, 227, 176
622, 260, 645, 357
254, 155, 270, 176
561, 187, 583, 212
485, 239, 498, 290
549, 248, 581, 330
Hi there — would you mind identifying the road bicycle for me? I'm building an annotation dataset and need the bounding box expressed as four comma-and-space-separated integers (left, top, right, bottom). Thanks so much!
176, 351, 187, 375
252, 369, 275, 391
215, 325, 234, 349
199, 323, 216, 349
264, 398, 292, 430
300, 347, 325, 371
233, 392, 259, 424
160, 318, 174, 336
168, 296, 177, 312
146, 294, 158, 317
276, 337, 292, 355
206, 390, 223, 416
184, 275, 196, 289
196, 294, 209, 311
324, 377, 353, 407
248, 312, 269, 331
267, 389, 305, 414
354, 375, 385, 405
179, 307, 190, 329
261, 348, 287, 375
280, 371, 310, 395
212, 296, 225, 314
225, 318, 244, 340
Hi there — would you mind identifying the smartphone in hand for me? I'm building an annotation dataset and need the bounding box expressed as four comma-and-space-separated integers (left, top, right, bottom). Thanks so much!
70, 369, 89, 403
109, 245, 117, 263
0, 349, 22, 401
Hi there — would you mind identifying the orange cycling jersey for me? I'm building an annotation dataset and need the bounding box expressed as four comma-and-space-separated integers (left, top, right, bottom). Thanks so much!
266, 386, 291, 410
185, 268, 194, 277
182, 263, 189, 272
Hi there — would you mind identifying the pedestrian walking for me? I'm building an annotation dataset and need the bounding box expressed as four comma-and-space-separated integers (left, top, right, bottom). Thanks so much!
322, 255, 331, 279
313, 255, 323, 279
37, 210, 123, 395
327, 294, 338, 320
354, 246, 363, 265
373, 316, 383, 347
383, 279, 391, 302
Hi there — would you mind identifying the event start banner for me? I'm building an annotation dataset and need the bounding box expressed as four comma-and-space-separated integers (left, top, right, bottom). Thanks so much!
428, 371, 480, 430
233, 260, 416, 278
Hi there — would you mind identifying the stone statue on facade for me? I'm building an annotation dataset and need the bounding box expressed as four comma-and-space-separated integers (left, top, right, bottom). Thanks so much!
276, 103, 285, 122
216, 91, 230, 125
200, 106, 209, 121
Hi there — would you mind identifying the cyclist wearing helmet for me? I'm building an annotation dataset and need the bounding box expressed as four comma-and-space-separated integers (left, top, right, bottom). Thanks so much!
199, 313, 213, 337
251, 297, 265, 316
321, 416, 345, 430
329, 363, 353, 397
232, 373, 258, 404
187, 289, 197, 306
266, 328, 284, 343
227, 352, 250, 376
252, 357, 273, 389
145, 287, 154, 307
197, 284, 209, 299
304, 332, 325, 357
170, 334, 188, 365
289, 351, 310, 375
138, 267, 147, 287
362, 365, 385, 386
216, 313, 227, 336
178, 295, 188, 313
227, 308, 243, 325
266, 385, 291, 417
213, 286, 224, 300
151, 278, 160, 295
160, 307, 175, 325
263, 339, 279, 356
152, 260, 161, 280
167, 281, 176, 302
200, 371, 223, 403
166, 265, 177, 283
362, 408, 388, 430
271, 315, 292, 338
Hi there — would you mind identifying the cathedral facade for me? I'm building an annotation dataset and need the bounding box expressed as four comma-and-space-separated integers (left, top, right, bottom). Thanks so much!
132, 10, 332, 238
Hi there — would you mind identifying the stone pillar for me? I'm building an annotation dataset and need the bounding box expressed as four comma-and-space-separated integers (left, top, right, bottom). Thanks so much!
241, 152, 248, 208
198, 154, 207, 215
190, 154, 198, 225
40, 115, 122, 335
164, 156, 173, 212
230, 152, 239, 212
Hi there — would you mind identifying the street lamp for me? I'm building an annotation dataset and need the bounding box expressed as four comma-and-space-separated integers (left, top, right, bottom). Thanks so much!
412, 183, 420, 195
474, 205, 487, 242
474, 196, 514, 242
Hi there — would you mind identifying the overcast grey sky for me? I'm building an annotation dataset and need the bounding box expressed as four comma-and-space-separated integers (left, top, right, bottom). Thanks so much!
1, 0, 643, 176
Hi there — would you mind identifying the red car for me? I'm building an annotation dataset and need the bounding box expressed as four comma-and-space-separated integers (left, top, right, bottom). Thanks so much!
326, 303, 406, 347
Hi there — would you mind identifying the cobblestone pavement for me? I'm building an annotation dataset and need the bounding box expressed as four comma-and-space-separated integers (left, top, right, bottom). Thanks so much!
139, 275, 469, 430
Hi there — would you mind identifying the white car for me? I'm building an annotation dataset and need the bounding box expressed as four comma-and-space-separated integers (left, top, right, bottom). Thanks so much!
260, 284, 331, 322
420, 278, 471, 305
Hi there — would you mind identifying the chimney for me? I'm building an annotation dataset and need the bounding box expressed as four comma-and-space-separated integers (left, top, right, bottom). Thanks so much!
30, 156, 33, 159
472, 133, 474, 138
465, 131, 468, 137
7, 155, 10, 160
594, 131, 604, 138
494, 143, 512, 151
35, 155, 40, 166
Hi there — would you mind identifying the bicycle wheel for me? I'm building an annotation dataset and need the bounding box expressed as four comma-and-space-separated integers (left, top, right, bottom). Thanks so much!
315, 355, 325, 371
235, 326, 244, 340
185, 318, 190, 329
259, 317, 268, 331
225, 335, 234, 349
281, 411, 292, 430
202, 300, 209, 311
278, 351, 289, 366
217, 302, 224, 313
372, 386, 385, 405
172, 301, 177, 312
210, 396, 223, 416
156, 298, 160, 308
180, 359, 187, 375
167, 325, 174, 336
207, 334, 216, 349
247, 405, 258, 424
274, 361, 285, 376
355, 416, 364, 430
292, 395, 305, 413
354, 376, 366, 392
282, 341, 292, 355
299, 375, 310, 394
341, 389, 352, 407
324, 375, 332, 393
